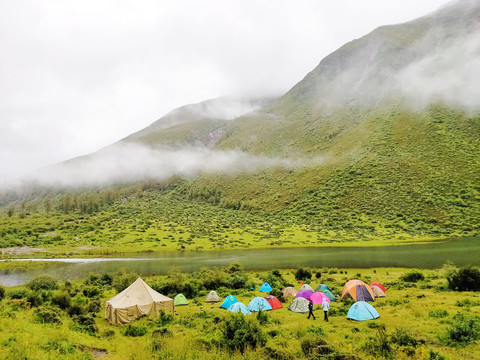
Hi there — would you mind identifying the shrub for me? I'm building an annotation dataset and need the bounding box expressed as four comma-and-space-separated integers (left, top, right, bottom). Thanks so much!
221, 313, 267, 353
113, 273, 138, 293
301, 337, 335, 357
390, 328, 418, 347
306, 326, 324, 335
71, 314, 98, 335
122, 324, 147, 337
100, 273, 114, 286
67, 304, 85, 317
428, 309, 449, 318
263, 270, 287, 290
26, 291, 44, 307
8, 289, 28, 299
401, 272, 425, 283
447, 267, 480, 291
27, 275, 58, 291
294, 267, 312, 282
225, 271, 250, 290
51, 292, 71, 310
82, 287, 101, 298
256, 310, 270, 325
441, 313, 480, 346
0, 286, 5, 300
156, 311, 174, 326
362, 327, 392, 358
34, 306, 62, 324
42, 339, 76, 355
86, 299, 101, 314
270, 288, 286, 303
427, 349, 449, 360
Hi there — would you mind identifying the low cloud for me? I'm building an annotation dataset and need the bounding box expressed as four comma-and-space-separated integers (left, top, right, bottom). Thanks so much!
396, 31, 480, 112
4, 143, 321, 190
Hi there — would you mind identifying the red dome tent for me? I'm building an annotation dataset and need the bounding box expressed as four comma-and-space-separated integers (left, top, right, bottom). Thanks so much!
264, 295, 283, 310
369, 282, 386, 293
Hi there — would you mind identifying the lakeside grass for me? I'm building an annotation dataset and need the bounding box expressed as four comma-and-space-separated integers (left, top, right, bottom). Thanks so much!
0, 210, 447, 260
1, 267, 479, 359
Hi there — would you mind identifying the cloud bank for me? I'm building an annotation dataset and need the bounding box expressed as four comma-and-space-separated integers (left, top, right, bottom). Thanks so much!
6, 143, 319, 189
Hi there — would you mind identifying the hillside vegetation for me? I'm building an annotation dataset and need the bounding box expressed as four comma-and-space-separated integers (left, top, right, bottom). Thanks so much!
1, 1, 479, 252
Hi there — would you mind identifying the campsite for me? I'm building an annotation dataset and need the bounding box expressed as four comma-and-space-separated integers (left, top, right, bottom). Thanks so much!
1, 1, 479, 359
0, 264, 479, 359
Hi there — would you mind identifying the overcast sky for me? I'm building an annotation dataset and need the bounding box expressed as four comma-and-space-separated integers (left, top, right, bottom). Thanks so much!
0, 0, 451, 182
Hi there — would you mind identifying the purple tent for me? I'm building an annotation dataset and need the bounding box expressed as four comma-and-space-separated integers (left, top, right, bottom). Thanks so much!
296, 289, 314, 299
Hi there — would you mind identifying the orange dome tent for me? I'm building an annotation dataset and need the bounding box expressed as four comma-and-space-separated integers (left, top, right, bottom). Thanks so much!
341, 280, 375, 302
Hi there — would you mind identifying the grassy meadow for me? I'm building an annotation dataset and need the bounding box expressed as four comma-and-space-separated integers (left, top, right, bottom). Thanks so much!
1, 265, 480, 359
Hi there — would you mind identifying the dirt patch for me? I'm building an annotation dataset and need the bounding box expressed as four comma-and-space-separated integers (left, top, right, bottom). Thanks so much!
77, 246, 98, 250
78, 345, 108, 358
0, 247, 47, 255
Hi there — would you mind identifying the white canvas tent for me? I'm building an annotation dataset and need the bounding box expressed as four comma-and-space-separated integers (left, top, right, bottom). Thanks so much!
105, 278, 174, 325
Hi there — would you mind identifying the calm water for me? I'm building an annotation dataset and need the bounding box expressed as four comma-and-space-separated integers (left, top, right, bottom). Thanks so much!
1, 237, 479, 286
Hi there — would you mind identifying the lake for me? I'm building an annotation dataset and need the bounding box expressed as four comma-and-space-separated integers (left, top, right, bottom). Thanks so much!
1, 236, 479, 286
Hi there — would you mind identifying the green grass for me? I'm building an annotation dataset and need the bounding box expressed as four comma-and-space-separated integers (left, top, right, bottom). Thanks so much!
1, 267, 479, 359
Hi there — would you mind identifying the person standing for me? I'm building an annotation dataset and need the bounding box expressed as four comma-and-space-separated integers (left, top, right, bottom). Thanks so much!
307, 299, 316, 320
322, 298, 330, 322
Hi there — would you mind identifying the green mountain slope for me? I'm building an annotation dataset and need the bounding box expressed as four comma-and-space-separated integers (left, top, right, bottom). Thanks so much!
1, 0, 479, 251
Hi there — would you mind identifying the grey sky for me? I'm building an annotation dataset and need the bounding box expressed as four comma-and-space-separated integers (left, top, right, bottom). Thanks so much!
0, 0, 450, 182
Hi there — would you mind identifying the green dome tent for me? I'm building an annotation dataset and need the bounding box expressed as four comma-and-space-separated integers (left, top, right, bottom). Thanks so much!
174, 293, 189, 306
322, 289, 336, 301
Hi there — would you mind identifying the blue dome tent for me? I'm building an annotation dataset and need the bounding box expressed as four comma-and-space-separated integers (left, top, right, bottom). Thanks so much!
220, 295, 239, 309
259, 282, 273, 292
347, 301, 380, 321
227, 302, 251, 315
247, 297, 273, 312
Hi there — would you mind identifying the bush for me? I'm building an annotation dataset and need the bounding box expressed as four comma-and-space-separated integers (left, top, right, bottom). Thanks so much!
441, 313, 480, 346
122, 324, 147, 337
221, 313, 267, 354
427, 349, 449, 360
27, 275, 58, 291
0, 286, 5, 300
8, 289, 29, 299
71, 314, 98, 335
156, 311, 174, 326
26, 291, 44, 307
390, 328, 418, 347
428, 309, 449, 318
401, 272, 425, 283
270, 288, 286, 303
113, 273, 138, 293
51, 292, 71, 310
67, 304, 85, 317
301, 337, 335, 357
86, 299, 101, 314
100, 273, 114, 286
295, 268, 312, 282
34, 306, 62, 324
256, 310, 270, 325
447, 267, 480, 291
82, 287, 101, 298
263, 270, 287, 290
362, 327, 392, 358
